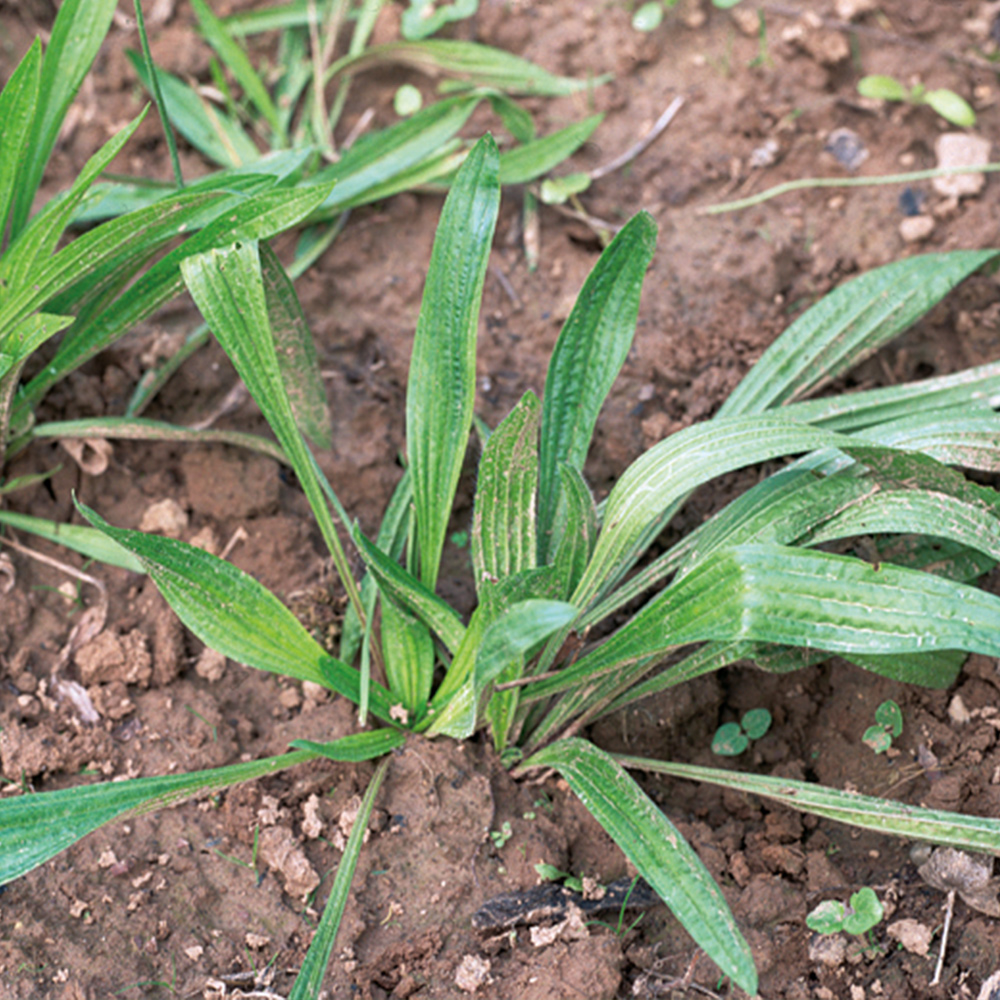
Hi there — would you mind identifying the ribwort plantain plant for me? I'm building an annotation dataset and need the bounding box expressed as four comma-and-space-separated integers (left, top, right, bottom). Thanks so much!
5, 136, 1000, 996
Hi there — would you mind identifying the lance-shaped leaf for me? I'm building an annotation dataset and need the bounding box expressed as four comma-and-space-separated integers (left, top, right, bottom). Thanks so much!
7, 0, 118, 239
0, 39, 41, 245
719, 249, 1000, 416
524, 739, 757, 996
538, 212, 656, 559
0, 510, 144, 573
381, 598, 435, 717
407, 135, 499, 590
617, 756, 1000, 857
0, 747, 317, 887
498, 115, 603, 185
572, 415, 851, 609
77, 501, 394, 722
532, 543, 1000, 706
472, 390, 540, 594
857, 408, 1000, 472
550, 462, 598, 598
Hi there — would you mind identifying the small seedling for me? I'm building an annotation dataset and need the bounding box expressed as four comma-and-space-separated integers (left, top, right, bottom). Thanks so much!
632, 0, 743, 32
534, 862, 585, 894
858, 75, 976, 128
862, 699, 903, 754
807, 886, 884, 937
712, 708, 772, 756
490, 821, 513, 850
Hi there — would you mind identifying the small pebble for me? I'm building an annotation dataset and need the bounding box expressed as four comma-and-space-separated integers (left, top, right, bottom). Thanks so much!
933, 133, 991, 198
825, 128, 869, 171
139, 498, 188, 538
899, 215, 935, 243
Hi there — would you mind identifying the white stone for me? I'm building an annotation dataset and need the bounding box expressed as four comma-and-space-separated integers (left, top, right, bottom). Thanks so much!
899, 215, 935, 243
933, 133, 992, 198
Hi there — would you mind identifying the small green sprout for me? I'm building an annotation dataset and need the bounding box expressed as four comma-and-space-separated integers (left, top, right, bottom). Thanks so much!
632, 0, 742, 32
858, 75, 976, 128
712, 708, 772, 756
534, 862, 586, 894
862, 699, 903, 754
490, 820, 513, 849
807, 886, 884, 937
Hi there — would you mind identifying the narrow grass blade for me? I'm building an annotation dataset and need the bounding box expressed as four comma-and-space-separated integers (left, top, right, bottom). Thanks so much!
289, 755, 390, 1000
259, 242, 332, 449
472, 391, 540, 594
0, 39, 41, 245
618, 756, 1000, 856
538, 212, 656, 558
191, 0, 286, 144
353, 527, 466, 654
128, 51, 260, 167
498, 114, 603, 185
31, 416, 286, 464
0, 747, 318, 886
325, 40, 607, 97
0, 510, 145, 573
407, 135, 500, 590
8, 0, 118, 238
77, 501, 393, 721
719, 250, 1000, 416
524, 739, 757, 996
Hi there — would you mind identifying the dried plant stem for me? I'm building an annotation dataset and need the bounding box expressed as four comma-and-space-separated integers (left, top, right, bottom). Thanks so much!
930, 888, 956, 987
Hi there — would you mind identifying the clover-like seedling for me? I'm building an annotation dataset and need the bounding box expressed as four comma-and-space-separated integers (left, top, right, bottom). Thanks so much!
858, 75, 976, 128
807, 887, 884, 937
712, 708, 773, 756
632, 0, 742, 32
862, 699, 903, 754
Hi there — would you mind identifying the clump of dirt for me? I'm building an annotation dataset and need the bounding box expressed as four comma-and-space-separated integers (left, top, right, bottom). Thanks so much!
3, 1, 1000, 997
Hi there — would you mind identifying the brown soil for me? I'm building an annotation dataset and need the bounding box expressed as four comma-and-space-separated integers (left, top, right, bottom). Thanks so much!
3, 1, 1000, 998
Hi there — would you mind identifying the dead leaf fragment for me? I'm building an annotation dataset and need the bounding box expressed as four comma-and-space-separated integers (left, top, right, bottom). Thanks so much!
917, 847, 1000, 916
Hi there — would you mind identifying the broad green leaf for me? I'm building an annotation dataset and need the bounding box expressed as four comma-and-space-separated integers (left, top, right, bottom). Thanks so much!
289, 729, 405, 761
325, 40, 604, 98
497, 115, 602, 185
407, 135, 499, 590
525, 739, 757, 995
0, 747, 317, 886
353, 527, 466, 654
259, 242, 331, 449
0, 39, 41, 245
533, 543, 1000, 706
719, 250, 1000, 416
617, 755, 1000, 856
572, 416, 851, 609
191, 0, 286, 143
31, 416, 286, 464
8, 0, 118, 238
0, 510, 145, 573
289, 756, 390, 1000
0, 111, 146, 296
77, 501, 394, 722
472, 391, 540, 594
381, 598, 435, 716
857, 408, 1000, 471
0, 313, 74, 372
128, 51, 260, 167
538, 212, 656, 558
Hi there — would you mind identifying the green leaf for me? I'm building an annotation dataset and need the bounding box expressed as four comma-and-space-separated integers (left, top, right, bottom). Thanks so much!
525, 739, 757, 995
538, 212, 657, 559
843, 888, 883, 935
875, 699, 903, 737
0, 510, 145, 573
539, 172, 592, 205
77, 501, 394, 722
7, 0, 118, 238
289, 729, 406, 761
807, 900, 846, 934
128, 50, 260, 167
923, 89, 976, 127
289, 756, 390, 1000
381, 598, 435, 716
719, 250, 1000, 416
259, 242, 332, 449
497, 114, 602, 186
0, 39, 41, 245
401, 0, 478, 40
191, 0, 287, 143
407, 134, 500, 590
741, 707, 772, 739
620, 754, 1000, 856
857, 75, 909, 102
550, 462, 598, 598
632, 2, 664, 31
353, 526, 466, 654
472, 390, 540, 594
863, 725, 892, 754
711, 722, 748, 756
0, 747, 317, 887
487, 92, 534, 144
